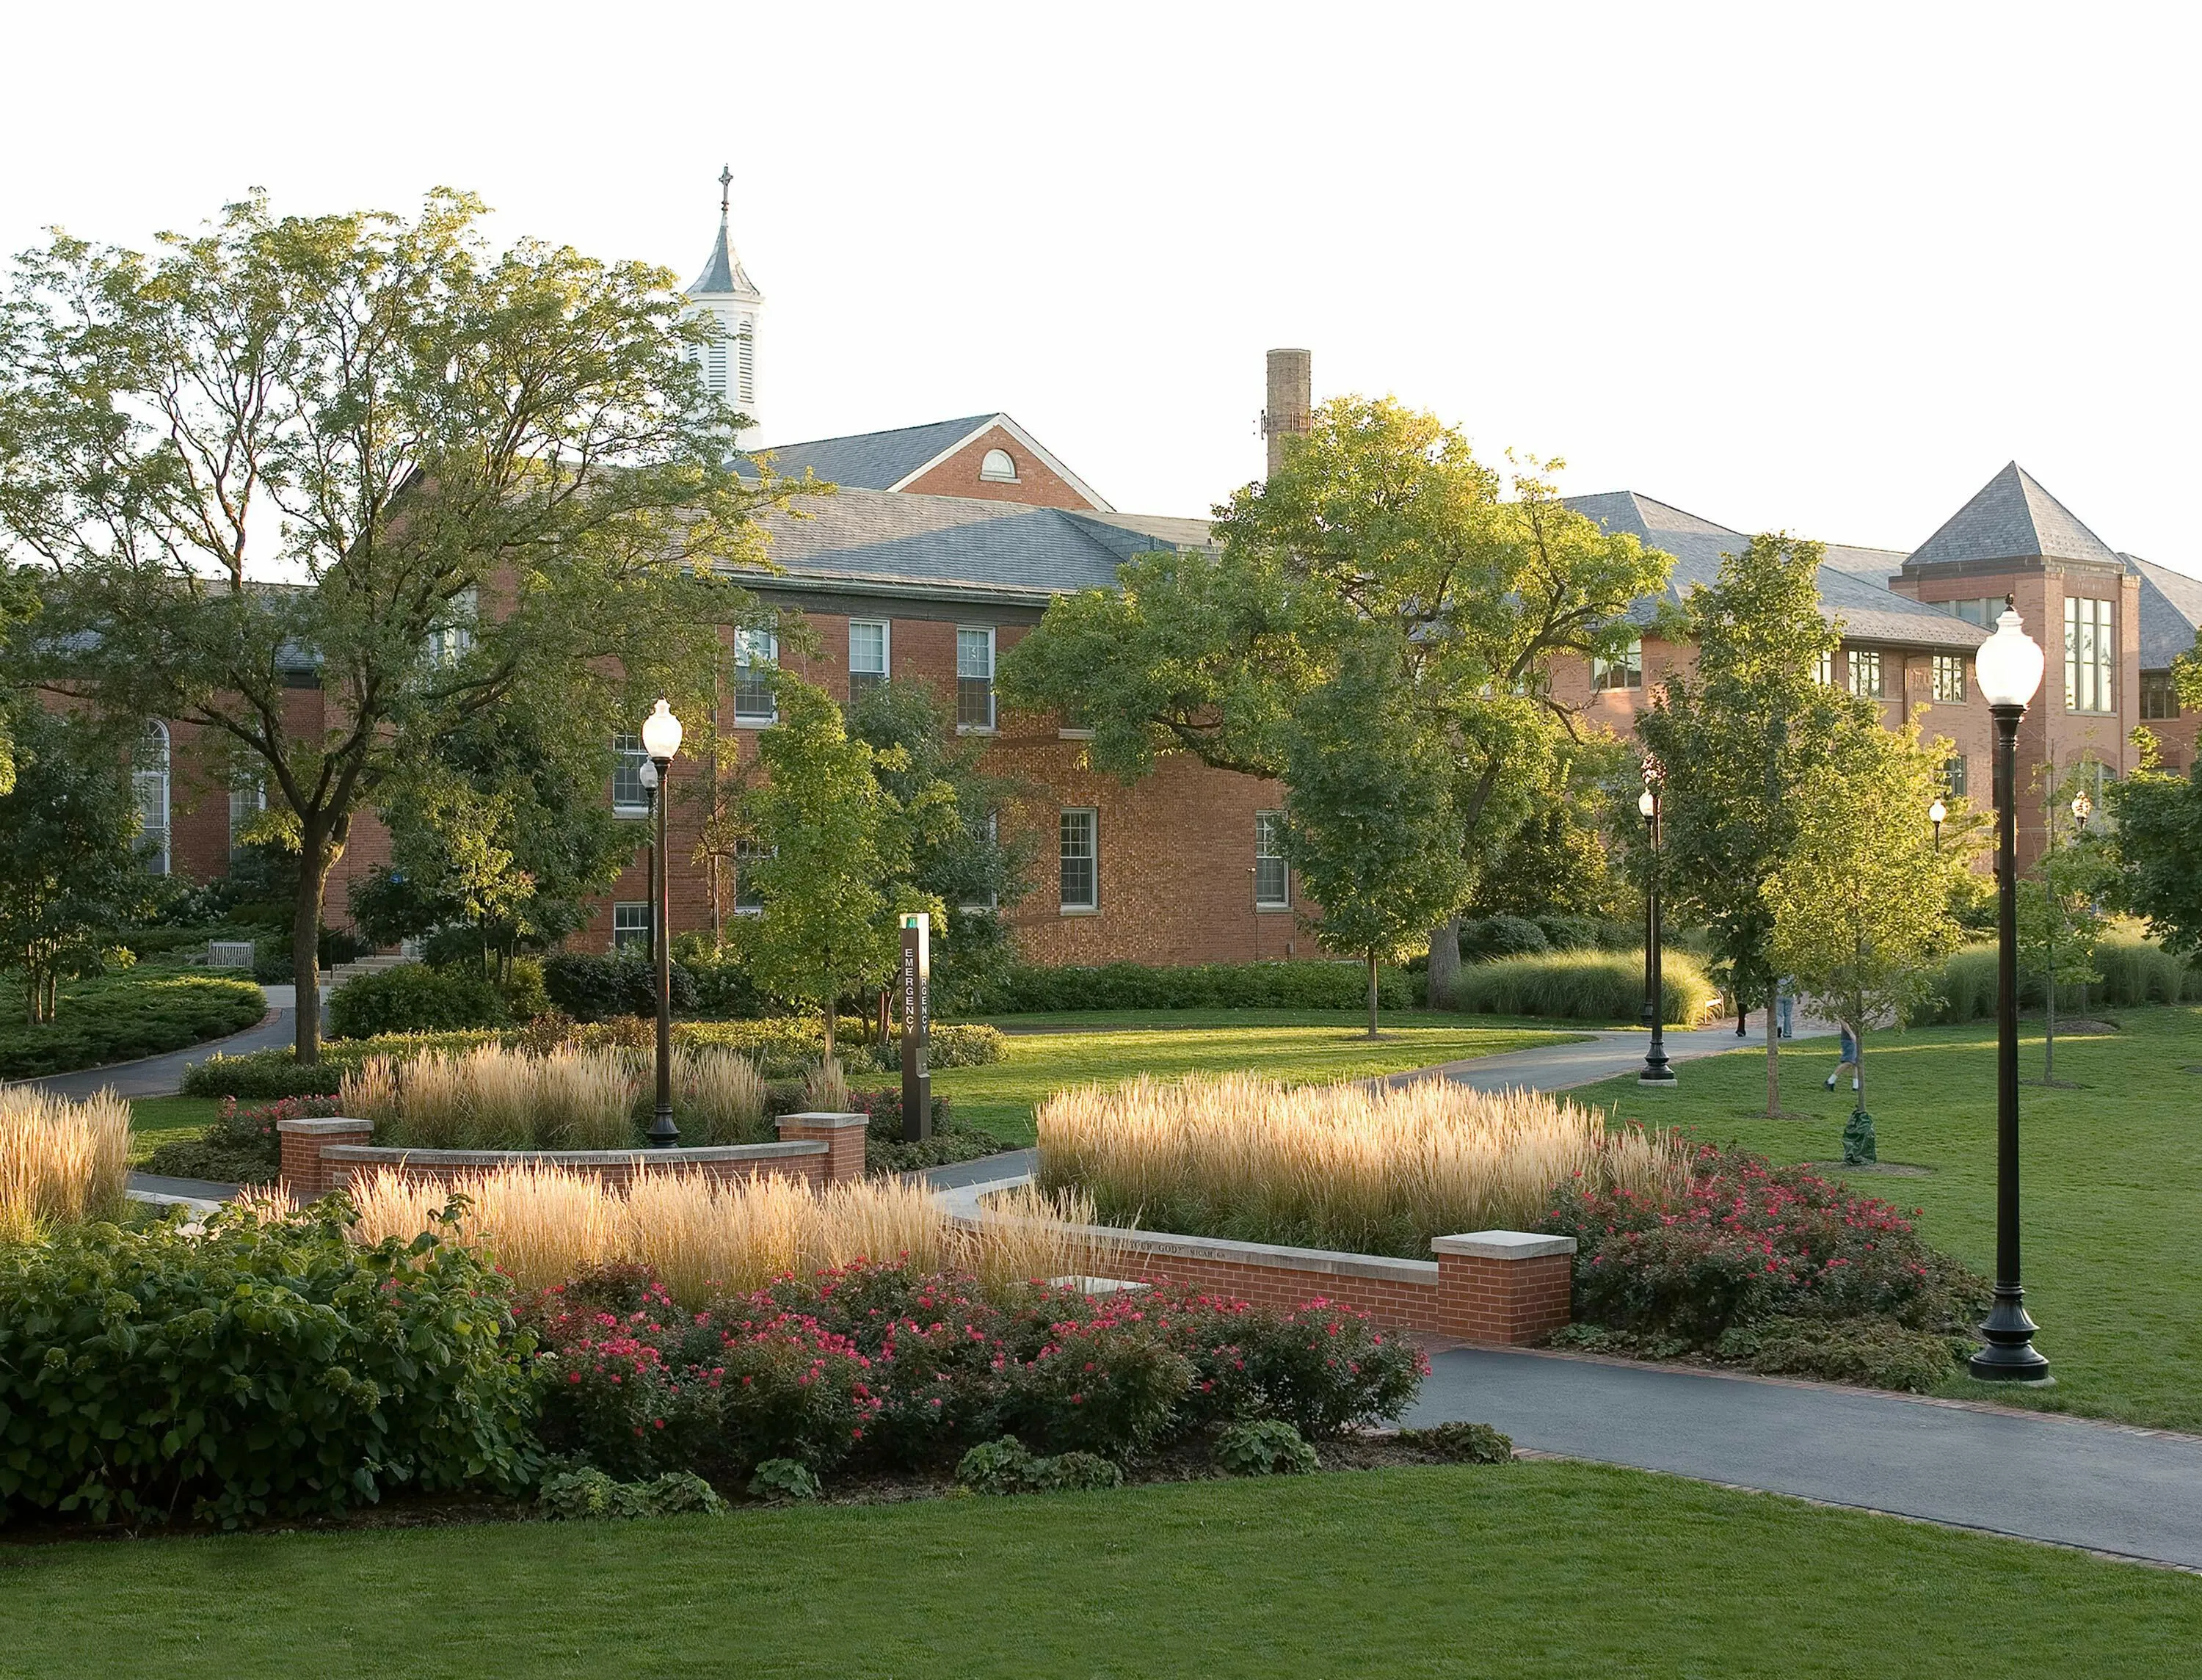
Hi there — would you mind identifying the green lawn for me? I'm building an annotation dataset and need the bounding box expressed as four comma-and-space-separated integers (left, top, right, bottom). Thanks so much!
935, 1014, 1582, 1143
1580, 1005, 2202, 1433
125, 1096, 224, 1166
4, 1463, 2195, 1679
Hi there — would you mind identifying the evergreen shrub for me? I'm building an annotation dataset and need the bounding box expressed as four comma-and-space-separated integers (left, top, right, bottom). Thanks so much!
327, 962, 509, 1039
985, 961, 1412, 1014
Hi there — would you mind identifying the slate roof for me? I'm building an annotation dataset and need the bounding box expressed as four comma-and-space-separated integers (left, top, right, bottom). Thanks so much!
2126, 554, 2202, 669
1565, 492, 1987, 652
1905, 462, 2122, 570
740, 417, 1000, 492
686, 213, 761, 301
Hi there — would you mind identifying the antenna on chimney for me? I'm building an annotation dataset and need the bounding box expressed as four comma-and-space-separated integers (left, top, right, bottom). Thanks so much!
1261, 349, 1312, 479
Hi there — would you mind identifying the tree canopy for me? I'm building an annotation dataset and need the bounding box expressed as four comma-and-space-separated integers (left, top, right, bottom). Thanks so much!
0, 190, 809, 1058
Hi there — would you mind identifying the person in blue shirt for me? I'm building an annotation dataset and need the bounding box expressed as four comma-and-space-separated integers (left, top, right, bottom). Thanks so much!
1823, 1019, 1860, 1093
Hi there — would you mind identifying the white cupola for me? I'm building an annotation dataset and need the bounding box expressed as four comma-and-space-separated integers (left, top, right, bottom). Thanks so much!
684, 164, 766, 440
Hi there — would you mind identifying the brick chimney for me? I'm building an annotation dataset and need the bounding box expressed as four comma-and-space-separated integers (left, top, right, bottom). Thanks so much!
1262, 348, 1312, 479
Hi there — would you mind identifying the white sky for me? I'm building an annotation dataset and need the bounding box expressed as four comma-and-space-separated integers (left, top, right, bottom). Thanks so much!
7, 1, 2198, 577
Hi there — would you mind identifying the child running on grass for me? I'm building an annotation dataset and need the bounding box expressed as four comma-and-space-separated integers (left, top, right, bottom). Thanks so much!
1824, 1019, 1860, 1093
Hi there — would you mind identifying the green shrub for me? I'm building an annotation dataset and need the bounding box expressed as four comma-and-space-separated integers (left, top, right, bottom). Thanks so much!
671, 937, 770, 1019
327, 961, 509, 1039
1443, 948, 1718, 1025
1460, 915, 1549, 960
0, 970, 265, 1080
539, 1467, 730, 1520
953, 1437, 1123, 1494
984, 961, 1413, 1015
747, 1458, 821, 1502
0, 1203, 538, 1526
1213, 1419, 1319, 1476
542, 952, 700, 1021
1530, 914, 1602, 953
1715, 1316, 1969, 1394
498, 957, 550, 1022
881, 1023, 1006, 1069
142, 1095, 337, 1185
1396, 1421, 1514, 1463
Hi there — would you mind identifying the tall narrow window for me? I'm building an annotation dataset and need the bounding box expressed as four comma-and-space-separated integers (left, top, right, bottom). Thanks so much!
962, 810, 1000, 912
1591, 636, 1643, 691
957, 627, 996, 731
1812, 650, 1834, 686
733, 838, 770, 913
1931, 654, 1967, 702
611, 733, 651, 815
848, 620, 889, 702
612, 902, 652, 955
1254, 812, 1290, 909
1059, 808, 1098, 912
2064, 597, 2115, 713
736, 319, 755, 405
425, 584, 477, 666
1847, 649, 1885, 699
1944, 754, 1969, 800
135, 721, 171, 876
735, 627, 778, 724
228, 768, 266, 857
2141, 671, 2181, 720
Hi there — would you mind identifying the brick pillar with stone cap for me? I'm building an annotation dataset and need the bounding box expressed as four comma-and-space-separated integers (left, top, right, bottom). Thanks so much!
1431, 1230, 1578, 1345
277, 1116, 375, 1201
774, 1112, 870, 1185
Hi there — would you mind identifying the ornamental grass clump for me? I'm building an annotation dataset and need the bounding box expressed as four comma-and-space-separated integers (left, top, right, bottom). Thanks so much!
1036, 1073, 1689, 1259
0, 1087, 131, 1242
341, 1044, 651, 1150
672, 1047, 768, 1143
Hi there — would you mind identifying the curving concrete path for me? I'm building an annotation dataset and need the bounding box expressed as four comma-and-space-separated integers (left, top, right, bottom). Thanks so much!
14, 1004, 297, 1102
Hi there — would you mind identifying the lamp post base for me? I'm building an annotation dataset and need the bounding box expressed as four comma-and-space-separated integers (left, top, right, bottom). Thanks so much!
1638, 1066, 1676, 1087
1969, 1285, 2051, 1383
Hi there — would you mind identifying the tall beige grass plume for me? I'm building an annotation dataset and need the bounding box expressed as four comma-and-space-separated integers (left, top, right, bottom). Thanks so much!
0, 1086, 131, 1241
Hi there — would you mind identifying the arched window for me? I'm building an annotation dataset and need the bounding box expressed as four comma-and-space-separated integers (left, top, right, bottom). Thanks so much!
135, 721, 172, 876
979, 448, 1018, 483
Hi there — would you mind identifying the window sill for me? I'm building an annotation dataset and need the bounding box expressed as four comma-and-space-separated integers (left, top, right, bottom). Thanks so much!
613, 806, 651, 820
1256, 902, 1293, 914
1058, 727, 1096, 741
733, 714, 778, 728
1058, 905, 1101, 917
957, 724, 998, 737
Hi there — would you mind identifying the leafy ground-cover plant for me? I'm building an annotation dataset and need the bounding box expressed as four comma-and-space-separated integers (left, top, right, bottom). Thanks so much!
142, 1094, 341, 1185
1537, 1143, 1988, 1390
0, 1201, 539, 1526
1213, 1419, 1319, 1476
954, 1436, 1123, 1494
539, 1466, 729, 1521
0, 968, 264, 1080
1395, 1421, 1514, 1464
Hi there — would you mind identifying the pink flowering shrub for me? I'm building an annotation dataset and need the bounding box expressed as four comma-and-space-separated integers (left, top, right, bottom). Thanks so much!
1539, 1145, 1988, 1345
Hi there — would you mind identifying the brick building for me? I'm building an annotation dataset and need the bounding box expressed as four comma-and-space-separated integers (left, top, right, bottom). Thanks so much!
137, 201, 2202, 967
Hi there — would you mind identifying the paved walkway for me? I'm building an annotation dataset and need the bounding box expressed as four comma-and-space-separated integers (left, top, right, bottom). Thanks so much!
15, 1005, 297, 1102
1397, 1020, 1820, 1094
1409, 1345, 2202, 1569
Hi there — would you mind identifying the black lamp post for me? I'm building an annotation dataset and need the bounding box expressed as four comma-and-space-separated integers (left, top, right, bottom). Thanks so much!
1969, 603, 2049, 1382
1638, 775, 1675, 1087
640, 700, 684, 1148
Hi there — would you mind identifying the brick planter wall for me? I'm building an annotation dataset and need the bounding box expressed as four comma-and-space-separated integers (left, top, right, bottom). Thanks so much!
276, 1113, 874, 1199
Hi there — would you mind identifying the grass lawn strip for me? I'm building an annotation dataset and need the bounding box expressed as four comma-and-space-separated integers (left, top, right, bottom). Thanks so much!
123, 1096, 225, 1166
934, 1017, 1583, 1145
4, 1463, 2196, 1679
1575, 1004, 2202, 1434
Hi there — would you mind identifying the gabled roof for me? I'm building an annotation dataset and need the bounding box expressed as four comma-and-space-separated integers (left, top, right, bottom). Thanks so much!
1906, 462, 2121, 570
2126, 553, 2202, 670
1566, 493, 1988, 652
687, 212, 762, 302
741, 413, 1115, 511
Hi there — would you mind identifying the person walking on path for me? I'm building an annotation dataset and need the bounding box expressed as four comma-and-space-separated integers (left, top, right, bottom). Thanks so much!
1823, 1018, 1860, 1092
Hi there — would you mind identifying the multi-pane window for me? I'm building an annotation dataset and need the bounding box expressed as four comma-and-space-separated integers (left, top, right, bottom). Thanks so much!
612, 903, 652, 955
848, 620, 889, 701
961, 811, 1000, 912
1931, 654, 1967, 702
135, 721, 171, 876
1944, 755, 1969, 800
733, 838, 768, 913
2065, 597, 2115, 714
1591, 636, 1643, 691
1059, 808, 1098, 912
957, 627, 997, 730
425, 585, 478, 667
2140, 670, 2180, 721
611, 733, 652, 815
735, 628, 778, 724
1254, 812, 1290, 909
1812, 650, 1834, 686
1941, 597, 2004, 628
1847, 649, 1886, 699
228, 771, 266, 857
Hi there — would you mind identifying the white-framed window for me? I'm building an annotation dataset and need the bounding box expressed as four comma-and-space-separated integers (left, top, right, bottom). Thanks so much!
1812, 650, 1834, 686
612, 902, 652, 955
425, 584, 477, 667
1059, 808, 1098, 912
735, 627, 779, 724
979, 448, 1019, 483
1942, 597, 2002, 628
228, 768, 266, 857
849, 619, 889, 702
1848, 649, 1886, 699
961, 810, 1000, 912
611, 733, 652, 816
957, 626, 996, 732
1944, 754, 1969, 800
1931, 653, 1967, 702
733, 837, 770, 913
2142, 670, 2181, 720
1254, 811, 1290, 909
2065, 597, 2115, 714
1591, 636, 1643, 692
135, 721, 171, 876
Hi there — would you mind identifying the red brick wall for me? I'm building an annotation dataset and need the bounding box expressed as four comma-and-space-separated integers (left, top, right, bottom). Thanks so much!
897, 425, 1103, 510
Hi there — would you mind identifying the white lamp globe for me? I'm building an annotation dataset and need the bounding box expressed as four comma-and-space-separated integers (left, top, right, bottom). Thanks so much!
1974, 607, 2045, 709
1929, 798, 1948, 826
1638, 788, 1657, 819
641, 699, 683, 761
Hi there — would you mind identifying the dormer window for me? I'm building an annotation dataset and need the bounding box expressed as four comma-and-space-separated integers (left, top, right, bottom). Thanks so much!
979, 448, 1018, 483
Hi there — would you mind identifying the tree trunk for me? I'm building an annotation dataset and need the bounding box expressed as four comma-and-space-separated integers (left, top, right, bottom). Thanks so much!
822, 1000, 836, 1060
1367, 955, 1381, 1039
710, 857, 723, 948
293, 821, 343, 1066
1426, 915, 1461, 1010
1764, 967, 1784, 1118
2044, 966, 2057, 1082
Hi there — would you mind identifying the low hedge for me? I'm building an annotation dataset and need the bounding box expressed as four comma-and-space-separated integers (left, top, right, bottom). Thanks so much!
0, 970, 266, 1080
542, 952, 700, 1022
984, 961, 1413, 1014
1925, 937, 2202, 1023
327, 961, 509, 1039
1439, 949, 1718, 1025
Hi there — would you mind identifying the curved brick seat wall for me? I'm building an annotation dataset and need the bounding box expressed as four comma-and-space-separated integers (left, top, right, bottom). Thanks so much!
277, 1112, 871, 1199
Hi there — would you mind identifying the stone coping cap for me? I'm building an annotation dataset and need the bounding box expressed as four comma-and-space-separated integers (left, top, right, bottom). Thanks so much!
321, 1141, 826, 1166
275, 1116, 374, 1135
1430, 1231, 1578, 1260
777, 1110, 872, 1131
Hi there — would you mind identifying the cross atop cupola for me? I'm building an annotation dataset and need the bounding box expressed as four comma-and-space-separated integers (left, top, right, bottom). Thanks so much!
683, 164, 764, 437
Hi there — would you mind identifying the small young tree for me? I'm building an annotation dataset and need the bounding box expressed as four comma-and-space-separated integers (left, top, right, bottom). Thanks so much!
1765, 724, 1972, 1163
736, 677, 937, 1055
2017, 762, 2118, 1083
2105, 724, 2202, 959
0, 704, 150, 1022
1279, 639, 1472, 1038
